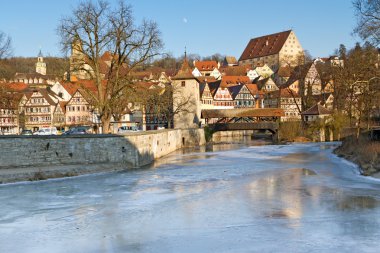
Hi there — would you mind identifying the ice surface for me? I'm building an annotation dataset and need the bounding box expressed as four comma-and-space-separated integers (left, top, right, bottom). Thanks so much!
1, 142, 380, 253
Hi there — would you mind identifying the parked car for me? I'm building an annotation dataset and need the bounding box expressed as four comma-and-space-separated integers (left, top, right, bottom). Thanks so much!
33, 127, 58, 135
63, 126, 91, 135
117, 126, 140, 133
20, 129, 33, 136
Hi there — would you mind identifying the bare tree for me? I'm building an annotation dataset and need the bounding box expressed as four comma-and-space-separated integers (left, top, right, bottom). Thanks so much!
328, 43, 380, 138
202, 53, 225, 63
57, 0, 163, 133
0, 31, 12, 59
353, 0, 380, 46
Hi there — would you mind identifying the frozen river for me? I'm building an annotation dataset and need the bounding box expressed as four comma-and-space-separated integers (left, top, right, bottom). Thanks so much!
1, 141, 380, 253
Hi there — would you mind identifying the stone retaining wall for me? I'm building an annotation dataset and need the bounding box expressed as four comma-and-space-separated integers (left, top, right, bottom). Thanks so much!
0, 128, 205, 183
212, 130, 254, 142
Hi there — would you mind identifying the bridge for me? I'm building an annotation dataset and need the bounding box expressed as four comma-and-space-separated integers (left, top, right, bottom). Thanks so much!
201, 108, 285, 141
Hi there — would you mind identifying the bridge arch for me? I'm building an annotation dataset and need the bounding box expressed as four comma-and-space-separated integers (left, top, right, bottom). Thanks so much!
202, 108, 284, 141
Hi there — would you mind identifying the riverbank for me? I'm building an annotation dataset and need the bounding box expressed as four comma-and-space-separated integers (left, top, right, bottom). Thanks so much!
0, 128, 205, 184
334, 135, 380, 177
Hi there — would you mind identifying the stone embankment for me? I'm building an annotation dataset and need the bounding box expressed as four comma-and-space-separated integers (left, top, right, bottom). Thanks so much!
334, 134, 380, 177
0, 128, 205, 183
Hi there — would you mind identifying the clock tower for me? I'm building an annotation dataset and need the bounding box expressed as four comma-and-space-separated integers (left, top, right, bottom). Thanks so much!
35, 50, 46, 75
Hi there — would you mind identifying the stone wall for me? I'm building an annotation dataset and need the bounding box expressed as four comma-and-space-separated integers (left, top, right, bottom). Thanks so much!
212, 130, 254, 142
0, 128, 205, 183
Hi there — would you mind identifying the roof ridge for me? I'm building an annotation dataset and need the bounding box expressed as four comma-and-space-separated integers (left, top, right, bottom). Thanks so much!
249, 30, 292, 41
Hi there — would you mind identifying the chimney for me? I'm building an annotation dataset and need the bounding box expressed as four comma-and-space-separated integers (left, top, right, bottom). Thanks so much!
266, 40, 269, 46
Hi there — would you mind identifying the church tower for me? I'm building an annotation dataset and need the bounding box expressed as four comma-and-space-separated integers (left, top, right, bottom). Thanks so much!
69, 37, 93, 80
35, 50, 47, 75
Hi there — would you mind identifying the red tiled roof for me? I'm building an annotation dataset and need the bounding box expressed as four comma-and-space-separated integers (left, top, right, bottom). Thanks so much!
221, 76, 250, 88
0, 82, 29, 92
194, 61, 218, 71
195, 76, 217, 83
62, 80, 106, 99
239, 30, 292, 61
60, 82, 79, 95
76, 79, 102, 93
220, 65, 251, 76
245, 83, 260, 95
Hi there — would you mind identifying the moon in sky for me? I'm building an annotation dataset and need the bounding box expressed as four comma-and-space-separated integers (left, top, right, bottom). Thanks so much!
183, 18, 188, 23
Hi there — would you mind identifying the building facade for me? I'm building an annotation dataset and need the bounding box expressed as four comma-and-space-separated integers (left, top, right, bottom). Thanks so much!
20, 89, 60, 131
239, 30, 304, 71
264, 89, 302, 121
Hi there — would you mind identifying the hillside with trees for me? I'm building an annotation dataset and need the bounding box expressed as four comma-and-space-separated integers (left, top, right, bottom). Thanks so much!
0, 57, 69, 80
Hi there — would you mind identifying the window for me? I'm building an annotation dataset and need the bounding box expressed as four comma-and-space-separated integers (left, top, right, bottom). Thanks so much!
181, 81, 185, 87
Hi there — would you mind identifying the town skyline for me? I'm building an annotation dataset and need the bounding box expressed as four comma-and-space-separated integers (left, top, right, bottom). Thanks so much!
1, 0, 358, 58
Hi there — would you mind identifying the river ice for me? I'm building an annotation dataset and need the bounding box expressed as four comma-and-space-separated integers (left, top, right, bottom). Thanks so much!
1, 142, 380, 253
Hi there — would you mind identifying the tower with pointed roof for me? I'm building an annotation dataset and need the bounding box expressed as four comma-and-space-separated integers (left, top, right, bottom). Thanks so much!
36, 50, 47, 75
171, 51, 201, 128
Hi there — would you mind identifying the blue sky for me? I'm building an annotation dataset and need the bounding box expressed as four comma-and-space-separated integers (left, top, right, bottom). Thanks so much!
0, 0, 359, 59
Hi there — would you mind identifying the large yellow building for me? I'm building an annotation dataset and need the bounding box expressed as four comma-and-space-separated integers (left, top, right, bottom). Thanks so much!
239, 30, 304, 71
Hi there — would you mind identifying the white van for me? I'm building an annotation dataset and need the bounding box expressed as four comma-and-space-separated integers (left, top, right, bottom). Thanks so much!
33, 127, 58, 135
